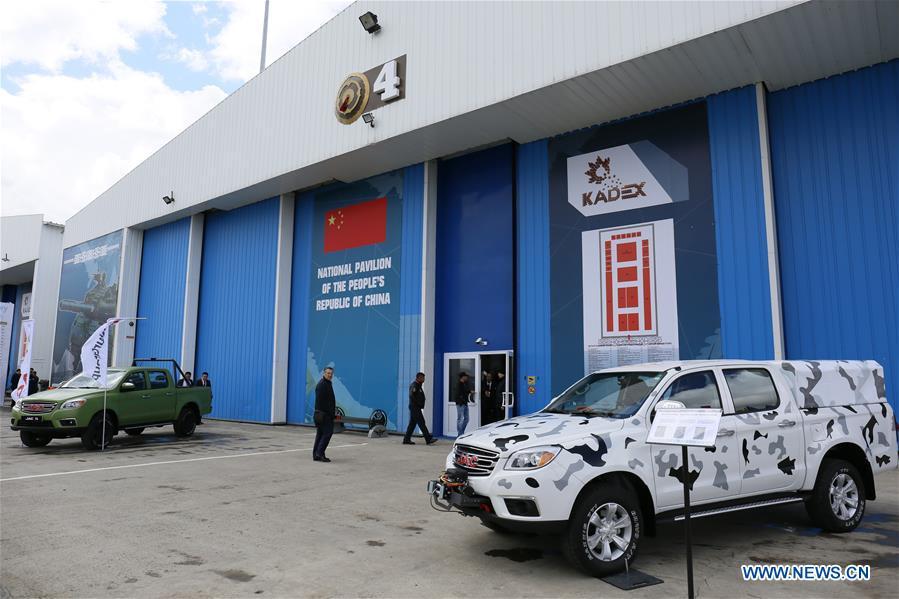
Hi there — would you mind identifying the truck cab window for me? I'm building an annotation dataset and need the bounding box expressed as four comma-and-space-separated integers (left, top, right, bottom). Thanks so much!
148, 371, 169, 390
723, 368, 780, 413
657, 370, 721, 410
122, 371, 146, 391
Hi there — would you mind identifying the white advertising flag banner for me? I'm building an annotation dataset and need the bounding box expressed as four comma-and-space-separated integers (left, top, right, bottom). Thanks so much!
0, 302, 14, 395
11, 319, 34, 401
80, 318, 127, 387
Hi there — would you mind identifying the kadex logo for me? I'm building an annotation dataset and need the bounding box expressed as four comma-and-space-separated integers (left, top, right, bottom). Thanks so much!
566, 142, 686, 217
581, 155, 647, 207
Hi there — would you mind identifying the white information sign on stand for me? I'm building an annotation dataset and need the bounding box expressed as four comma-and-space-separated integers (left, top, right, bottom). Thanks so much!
647, 408, 722, 448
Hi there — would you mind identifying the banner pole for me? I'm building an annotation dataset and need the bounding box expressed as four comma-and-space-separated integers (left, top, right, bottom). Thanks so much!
101, 387, 107, 451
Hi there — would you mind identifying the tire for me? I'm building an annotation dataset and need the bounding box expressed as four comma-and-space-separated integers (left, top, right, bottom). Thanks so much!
562, 482, 642, 577
173, 407, 197, 437
81, 413, 116, 450
806, 458, 866, 532
20, 430, 52, 447
125, 428, 145, 436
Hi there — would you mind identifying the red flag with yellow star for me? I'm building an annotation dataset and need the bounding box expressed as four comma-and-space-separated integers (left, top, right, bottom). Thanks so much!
323, 197, 388, 253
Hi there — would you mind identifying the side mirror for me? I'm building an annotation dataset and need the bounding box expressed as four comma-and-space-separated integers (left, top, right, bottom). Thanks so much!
121, 382, 136, 391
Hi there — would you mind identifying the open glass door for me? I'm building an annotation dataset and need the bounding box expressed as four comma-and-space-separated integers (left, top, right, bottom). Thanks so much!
443, 350, 514, 437
444, 353, 478, 437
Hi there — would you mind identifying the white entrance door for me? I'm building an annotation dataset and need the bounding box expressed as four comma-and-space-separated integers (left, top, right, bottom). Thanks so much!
443, 351, 514, 437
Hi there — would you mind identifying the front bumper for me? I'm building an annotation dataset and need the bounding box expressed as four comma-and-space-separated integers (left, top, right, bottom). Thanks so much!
427, 470, 567, 534
10, 412, 84, 437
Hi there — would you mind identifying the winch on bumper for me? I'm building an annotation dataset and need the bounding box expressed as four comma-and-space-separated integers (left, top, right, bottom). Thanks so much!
428, 468, 494, 512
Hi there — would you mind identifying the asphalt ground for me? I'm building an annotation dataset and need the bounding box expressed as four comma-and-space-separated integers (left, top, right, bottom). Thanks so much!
1, 412, 897, 598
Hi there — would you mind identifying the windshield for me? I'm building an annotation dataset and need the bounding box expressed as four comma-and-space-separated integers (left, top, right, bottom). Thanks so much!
59, 371, 127, 390
544, 371, 665, 418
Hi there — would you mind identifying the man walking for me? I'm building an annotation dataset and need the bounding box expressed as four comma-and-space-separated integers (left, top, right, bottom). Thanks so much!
313, 366, 336, 462
403, 372, 437, 445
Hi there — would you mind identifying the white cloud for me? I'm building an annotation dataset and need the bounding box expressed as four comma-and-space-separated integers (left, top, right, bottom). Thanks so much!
176, 47, 209, 72
191, 2, 208, 15
1, 63, 227, 222
207, 0, 352, 82
0, 0, 172, 72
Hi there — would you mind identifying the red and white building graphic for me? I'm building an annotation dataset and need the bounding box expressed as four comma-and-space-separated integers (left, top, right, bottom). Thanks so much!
600, 225, 657, 337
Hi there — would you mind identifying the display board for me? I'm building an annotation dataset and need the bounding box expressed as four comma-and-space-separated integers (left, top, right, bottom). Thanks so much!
51, 230, 123, 383
647, 408, 722, 447
548, 103, 722, 391
304, 172, 404, 429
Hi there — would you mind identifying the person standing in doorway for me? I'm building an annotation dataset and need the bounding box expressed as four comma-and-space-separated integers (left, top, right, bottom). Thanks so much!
455, 372, 472, 436
313, 366, 336, 462
403, 372, 437, 445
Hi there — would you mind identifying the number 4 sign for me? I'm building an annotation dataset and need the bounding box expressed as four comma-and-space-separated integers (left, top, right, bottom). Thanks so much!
373, 60, 401, 101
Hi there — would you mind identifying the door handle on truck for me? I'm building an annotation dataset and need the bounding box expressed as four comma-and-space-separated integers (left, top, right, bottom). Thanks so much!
778, 420, 797, 428
165, 392, 174, 396
716, 429, 735, 437
141, 394, 151, 399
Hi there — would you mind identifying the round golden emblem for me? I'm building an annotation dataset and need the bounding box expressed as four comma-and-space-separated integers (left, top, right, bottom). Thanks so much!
335, 72, 370, 125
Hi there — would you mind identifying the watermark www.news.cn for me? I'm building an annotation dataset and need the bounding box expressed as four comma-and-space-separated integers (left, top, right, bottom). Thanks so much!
741, 564, 871, 582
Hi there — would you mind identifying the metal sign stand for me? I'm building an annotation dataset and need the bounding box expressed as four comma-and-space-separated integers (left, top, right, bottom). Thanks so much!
682, 444, 694, 599
646, 406, 723, 599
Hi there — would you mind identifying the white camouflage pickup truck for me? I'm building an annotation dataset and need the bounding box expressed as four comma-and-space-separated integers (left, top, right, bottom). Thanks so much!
427, 360, 897, 577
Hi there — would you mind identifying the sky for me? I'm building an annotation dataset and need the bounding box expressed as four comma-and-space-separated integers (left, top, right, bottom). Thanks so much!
0, 0, 354, 224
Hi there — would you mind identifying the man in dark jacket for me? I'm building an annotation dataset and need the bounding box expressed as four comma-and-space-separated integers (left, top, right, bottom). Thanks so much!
403, 372, 437, 445
194, 372, 212, 388
28, 369, 39, 395
455, 372, 472, 436
313, 366, 336, 462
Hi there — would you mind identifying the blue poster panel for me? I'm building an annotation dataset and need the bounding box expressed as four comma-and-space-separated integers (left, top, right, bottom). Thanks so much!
305, 172, 404, 428
51, 229, 123, 383
547, 103, 721, 394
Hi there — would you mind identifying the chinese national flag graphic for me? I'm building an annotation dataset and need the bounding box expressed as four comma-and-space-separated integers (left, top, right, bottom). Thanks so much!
324, 197, 388, 253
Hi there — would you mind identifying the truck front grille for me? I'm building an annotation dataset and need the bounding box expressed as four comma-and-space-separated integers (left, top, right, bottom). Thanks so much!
453, 444, 501, 476
20, 402, 57, 414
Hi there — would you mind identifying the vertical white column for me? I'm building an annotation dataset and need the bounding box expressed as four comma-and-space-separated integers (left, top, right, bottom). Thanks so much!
30, 223, 64, 381
756, 82, 785, 360
420, 160, 439, 431
271, 193, 295, 423
112, 227, 143, 367
180, 214, 204, 375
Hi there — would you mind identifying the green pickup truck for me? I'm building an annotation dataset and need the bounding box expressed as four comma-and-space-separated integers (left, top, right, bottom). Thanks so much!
10, 359, 212, 450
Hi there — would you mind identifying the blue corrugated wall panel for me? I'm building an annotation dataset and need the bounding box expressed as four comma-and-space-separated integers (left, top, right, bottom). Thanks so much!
707, 87, 774, 359
396, 164, 424, 432
768, 61, 899, 414
516, 140, 552, 415
196, 198, 279, 422
286, 192, 314, 424
135, 218, 190, 374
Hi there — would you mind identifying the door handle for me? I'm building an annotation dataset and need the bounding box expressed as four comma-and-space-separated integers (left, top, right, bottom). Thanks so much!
716, 428, 735, 437
778, 420, 797, 428
141, 394, 151, 399
165, 392, 174, 396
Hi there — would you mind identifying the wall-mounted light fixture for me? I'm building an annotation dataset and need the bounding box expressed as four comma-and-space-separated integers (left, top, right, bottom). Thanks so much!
359, 11, 381, 34
362, 113, 375, 128
475, 337, 489, 346
162, 192, 175, 205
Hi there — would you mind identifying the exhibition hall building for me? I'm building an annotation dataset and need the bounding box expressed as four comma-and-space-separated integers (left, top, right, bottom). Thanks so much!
1, 1, 896, 437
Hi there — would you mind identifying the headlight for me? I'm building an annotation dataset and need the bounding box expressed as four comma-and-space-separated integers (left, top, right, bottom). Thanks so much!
505, 446, 561, 470
61, 399, 87, 410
